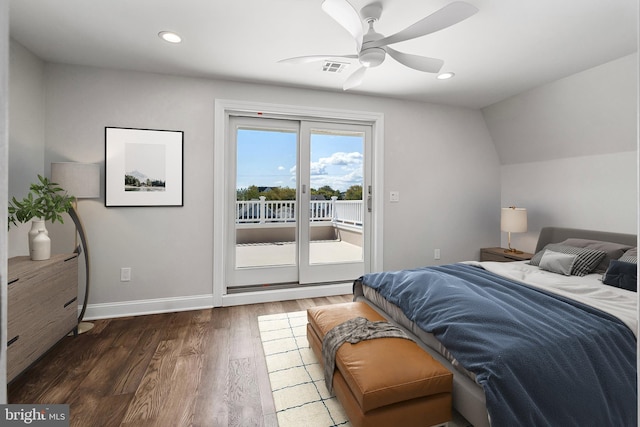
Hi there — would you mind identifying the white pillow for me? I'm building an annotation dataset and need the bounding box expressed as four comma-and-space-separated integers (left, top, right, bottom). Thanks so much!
539, 249, 578, 276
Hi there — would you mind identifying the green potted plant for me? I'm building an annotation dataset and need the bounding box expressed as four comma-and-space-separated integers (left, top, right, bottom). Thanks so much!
8, 175, 75, 260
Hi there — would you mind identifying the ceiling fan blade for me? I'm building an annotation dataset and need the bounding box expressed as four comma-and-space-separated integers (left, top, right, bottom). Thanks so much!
278, 54, 358, 64
343, 66, 367, 90
385, 47, 444, 73
370, 1, 478, 48
322, 0, 364, 51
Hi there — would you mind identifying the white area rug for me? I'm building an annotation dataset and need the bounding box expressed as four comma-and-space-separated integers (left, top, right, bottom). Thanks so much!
258, 310, 472, 427
258, 311, 350, 427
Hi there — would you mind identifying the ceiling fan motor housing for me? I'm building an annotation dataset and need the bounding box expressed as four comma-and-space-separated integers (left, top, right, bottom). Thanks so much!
359, 47, 386, 67
360, 22, 386, 68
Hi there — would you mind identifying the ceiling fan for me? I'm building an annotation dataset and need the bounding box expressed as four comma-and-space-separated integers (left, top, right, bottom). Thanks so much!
279, 0, 478, 90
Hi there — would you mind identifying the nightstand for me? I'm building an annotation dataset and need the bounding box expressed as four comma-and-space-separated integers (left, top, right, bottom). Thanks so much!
480, 247, 533, 262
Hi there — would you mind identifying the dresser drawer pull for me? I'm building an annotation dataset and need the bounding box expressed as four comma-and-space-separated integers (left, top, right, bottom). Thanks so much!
8, 278, 19, 285
7, 336, 19, 347
64, 297, 78, 308
64, 255, 77, 262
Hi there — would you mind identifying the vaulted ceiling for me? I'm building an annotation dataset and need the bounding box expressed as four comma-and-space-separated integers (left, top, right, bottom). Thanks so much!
9, 0, 638, 109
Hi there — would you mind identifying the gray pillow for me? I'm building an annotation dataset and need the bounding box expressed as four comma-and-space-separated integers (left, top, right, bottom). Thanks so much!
619, 247, 637, 264
539, 250, 577, 276
559, 238, 633, 274
529, 244, 606, 277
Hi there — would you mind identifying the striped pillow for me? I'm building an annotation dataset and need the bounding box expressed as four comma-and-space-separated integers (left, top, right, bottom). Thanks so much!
559, 238, 633, 274
529, 244, 606, 276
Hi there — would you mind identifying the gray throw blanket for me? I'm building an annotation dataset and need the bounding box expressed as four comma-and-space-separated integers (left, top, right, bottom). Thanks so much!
321, 316, 413, 393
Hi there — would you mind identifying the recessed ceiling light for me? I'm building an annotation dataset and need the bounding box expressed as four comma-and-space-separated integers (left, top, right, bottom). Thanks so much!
437, 72, 455, 80
158, 31, 182, 44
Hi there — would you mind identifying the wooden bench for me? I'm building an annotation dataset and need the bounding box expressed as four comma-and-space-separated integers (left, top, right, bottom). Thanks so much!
307, 302, 453, 427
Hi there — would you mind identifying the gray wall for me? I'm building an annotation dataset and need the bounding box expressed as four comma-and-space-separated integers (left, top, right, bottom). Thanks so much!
483, 54, 638, 252
483, 54, 637, 164
8, 46, 500, 315
7, 41, 45, 254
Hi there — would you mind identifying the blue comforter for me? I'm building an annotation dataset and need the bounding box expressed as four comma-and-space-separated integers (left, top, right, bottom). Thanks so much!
360, 263, 637, 426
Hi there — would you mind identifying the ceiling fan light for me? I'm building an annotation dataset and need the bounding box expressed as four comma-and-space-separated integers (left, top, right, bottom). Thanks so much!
437, 72, 455, 80
359, 47, 386, 68
158, 31, 182, 44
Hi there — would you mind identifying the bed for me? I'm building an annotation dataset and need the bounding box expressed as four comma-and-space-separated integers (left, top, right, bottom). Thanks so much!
353, 227, 638, 427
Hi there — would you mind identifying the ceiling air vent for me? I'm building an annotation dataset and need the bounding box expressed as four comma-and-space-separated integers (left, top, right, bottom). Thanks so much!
322, 61, 349, 73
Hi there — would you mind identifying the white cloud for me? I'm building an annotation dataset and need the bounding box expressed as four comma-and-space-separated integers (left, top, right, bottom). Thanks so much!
310, 152, 362, 176
311, 152, 363, 191
310, 163, 327, 176
287, 152, 363, 191
320, 152, 363, 166
311, 169, 362, 191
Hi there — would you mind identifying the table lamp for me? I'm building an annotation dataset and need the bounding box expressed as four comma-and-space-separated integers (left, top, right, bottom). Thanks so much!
501, 206, 527, 254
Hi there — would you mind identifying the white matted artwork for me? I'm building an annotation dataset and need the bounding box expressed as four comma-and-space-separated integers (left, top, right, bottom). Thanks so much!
105, 127, 183, 207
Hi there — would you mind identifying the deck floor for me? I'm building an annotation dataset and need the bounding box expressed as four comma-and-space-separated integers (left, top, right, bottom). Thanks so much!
236, 240, 362, 268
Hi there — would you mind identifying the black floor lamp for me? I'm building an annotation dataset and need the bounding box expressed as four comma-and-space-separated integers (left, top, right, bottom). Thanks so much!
51, 162, 100, 334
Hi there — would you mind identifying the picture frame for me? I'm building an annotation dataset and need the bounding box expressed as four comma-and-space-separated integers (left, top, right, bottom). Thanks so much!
105, 127, 184, 207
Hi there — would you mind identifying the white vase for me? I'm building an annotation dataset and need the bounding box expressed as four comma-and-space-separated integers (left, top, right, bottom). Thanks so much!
28, 219, 48, 255
31, 229, 51, 261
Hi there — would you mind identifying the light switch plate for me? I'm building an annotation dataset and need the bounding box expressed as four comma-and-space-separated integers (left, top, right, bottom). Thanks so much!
120, 267, 131, 282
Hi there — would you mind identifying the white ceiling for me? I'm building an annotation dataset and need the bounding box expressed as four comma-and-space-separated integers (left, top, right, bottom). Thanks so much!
8, 0, 638, 109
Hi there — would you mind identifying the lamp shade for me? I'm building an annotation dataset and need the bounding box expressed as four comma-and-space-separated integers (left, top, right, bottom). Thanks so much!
501, 207, 527, 233
51, 162, 100, 199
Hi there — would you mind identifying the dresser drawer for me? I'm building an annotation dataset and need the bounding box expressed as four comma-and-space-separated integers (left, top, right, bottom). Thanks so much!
7, 254, 78, 382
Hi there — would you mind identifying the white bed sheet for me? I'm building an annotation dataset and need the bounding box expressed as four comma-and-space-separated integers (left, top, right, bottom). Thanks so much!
465, 260, 638, 337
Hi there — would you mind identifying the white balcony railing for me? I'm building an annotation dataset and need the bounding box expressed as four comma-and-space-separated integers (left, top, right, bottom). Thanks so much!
236, 196, 363, 226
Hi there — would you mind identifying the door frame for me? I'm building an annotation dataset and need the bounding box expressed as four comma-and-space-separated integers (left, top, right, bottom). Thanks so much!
213, 99, 385, 307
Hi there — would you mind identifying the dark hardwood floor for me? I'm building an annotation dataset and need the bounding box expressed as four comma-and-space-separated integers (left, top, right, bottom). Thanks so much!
8, 294, 353, 427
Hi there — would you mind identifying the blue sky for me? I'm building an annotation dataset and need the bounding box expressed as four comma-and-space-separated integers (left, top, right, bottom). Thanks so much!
236, 129, 363, 192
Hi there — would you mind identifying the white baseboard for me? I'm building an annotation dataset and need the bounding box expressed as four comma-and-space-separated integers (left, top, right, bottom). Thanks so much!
80, 283, 353, 320
81, 294, 215, 320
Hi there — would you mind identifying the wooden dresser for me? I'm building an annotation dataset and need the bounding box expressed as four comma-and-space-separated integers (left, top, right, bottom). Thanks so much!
7, 253, 79, 382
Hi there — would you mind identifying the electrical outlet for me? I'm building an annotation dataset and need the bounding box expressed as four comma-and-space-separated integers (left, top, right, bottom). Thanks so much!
434, 249, 441, 260
390, 191, 400, 202
120, 267, 131, 282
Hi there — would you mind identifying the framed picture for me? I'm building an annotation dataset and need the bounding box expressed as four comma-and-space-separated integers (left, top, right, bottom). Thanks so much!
105, 127, 184, 207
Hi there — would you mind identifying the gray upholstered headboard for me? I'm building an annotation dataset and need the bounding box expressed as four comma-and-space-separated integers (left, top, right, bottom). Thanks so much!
535, 227, 638, 253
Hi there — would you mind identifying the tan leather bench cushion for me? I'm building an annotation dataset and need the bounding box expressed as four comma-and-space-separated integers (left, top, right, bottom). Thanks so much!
307, 302, 453, 412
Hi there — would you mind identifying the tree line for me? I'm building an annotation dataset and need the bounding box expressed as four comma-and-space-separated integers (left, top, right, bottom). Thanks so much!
125, 174, 165, 188
237, 185, 362, 201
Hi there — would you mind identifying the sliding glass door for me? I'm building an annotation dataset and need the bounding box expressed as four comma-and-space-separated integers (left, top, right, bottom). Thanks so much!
227, 116, 370, 288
